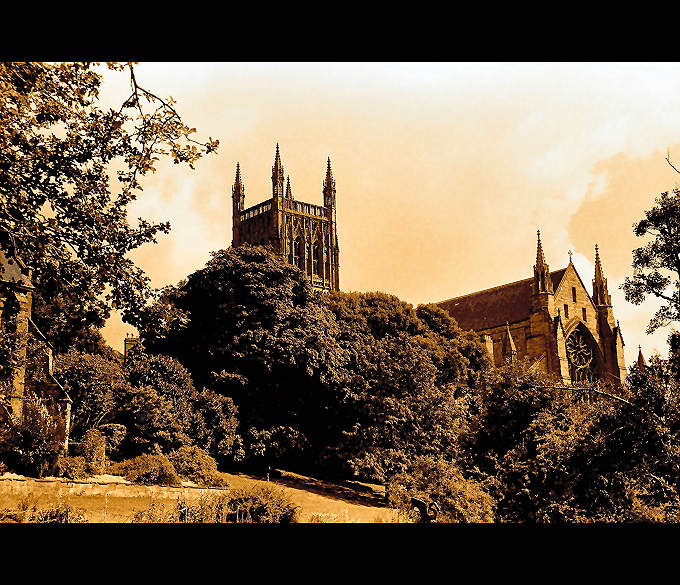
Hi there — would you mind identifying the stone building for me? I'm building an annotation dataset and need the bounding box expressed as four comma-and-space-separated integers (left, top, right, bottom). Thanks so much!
0, 243, 71, 449
437, 231, 627, 386
231, 144, 340, 292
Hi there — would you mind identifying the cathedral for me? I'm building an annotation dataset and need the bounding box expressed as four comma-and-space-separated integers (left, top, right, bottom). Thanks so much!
231, 144, 340, 292
437, 231, 627, 386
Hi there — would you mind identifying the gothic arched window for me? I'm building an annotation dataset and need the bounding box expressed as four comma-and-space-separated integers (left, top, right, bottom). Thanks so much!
293, 237, 301, 269
312, 242, 321, 276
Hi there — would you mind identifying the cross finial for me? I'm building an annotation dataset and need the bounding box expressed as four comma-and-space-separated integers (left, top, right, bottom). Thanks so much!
568, 250, 573, 263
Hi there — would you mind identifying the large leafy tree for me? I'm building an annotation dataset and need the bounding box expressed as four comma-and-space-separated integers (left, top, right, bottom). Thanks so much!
622, 188, 680, 334
138, 245, 490, 479
0, 62, 218, 350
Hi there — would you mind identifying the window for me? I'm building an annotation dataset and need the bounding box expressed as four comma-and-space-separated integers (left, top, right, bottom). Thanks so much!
293, 237, 301, 269
572, 287, 577, 302
582, 307, 587, 321
564, 304, 569, 319
312, 242, 320, 276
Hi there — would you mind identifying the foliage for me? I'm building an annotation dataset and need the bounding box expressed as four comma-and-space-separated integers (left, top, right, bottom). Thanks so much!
459, 356, 680, 522
98, 423, 127, 460
131, 488, 298, 523
81, 428, 106, 475
387, 455, 495, 523
0, 61, 218, 351
109, 454, 181, 486
138, 245, 489, 480
54, 349, 126, 441
0, 391, 66, 478
622, 188, 680, 333
112, 384, 190, 458
55, 455, 88, 480
0, 495, 87, 523
124, 349, 239, 461
167, 445, 227, 487
221, 486, 299, 523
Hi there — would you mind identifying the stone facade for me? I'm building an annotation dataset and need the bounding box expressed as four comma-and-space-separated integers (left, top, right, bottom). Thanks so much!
0, 243, 71, 450
437, 232, 627, 386
231, 144, 340, 292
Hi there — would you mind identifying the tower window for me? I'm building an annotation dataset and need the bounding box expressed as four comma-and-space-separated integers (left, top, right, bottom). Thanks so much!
572, 287, 577, 302
293, 237, 301, 269
582, 307, 587, 321
564, 304, 569, 319
312, 242, 320, 276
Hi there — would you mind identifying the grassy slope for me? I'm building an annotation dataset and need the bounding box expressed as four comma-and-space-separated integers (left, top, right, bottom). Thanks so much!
0, 469, 398, 523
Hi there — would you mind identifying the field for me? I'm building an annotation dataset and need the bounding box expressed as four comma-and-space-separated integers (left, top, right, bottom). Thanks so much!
0, 469, 399, 523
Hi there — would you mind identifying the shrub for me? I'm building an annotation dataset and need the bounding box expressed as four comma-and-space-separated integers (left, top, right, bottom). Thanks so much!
109, 454, 181, 487
387, 456, 496, 523
132, 488, 299, 523
224, 486, 299, 523
0, 392, 66, 478
55, 455, 88, 480
167, 446, 228, 487
81, 428, 106, 475
98, 423, 126, 461
0, 495, 87, 523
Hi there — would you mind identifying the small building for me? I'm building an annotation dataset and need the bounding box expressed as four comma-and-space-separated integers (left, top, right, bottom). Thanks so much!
0, 242, 71, 451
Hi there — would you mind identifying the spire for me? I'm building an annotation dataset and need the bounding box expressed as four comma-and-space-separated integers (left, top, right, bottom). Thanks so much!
536, 230, 547, 268
232, 162, 245, 212
592, 244, 611, 306
502, 322, 517, 363
636, 345, 647, 368
323, 156, 336, 208
533, 230, 553, 294
285, 175, 293, 199
272, 143, 284, 197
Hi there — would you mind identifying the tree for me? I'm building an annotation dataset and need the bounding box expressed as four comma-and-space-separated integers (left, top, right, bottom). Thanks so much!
622, 188, 680, 334
137, 246, 491, 479
54, 349, 127, 441
0, 62, 218, 350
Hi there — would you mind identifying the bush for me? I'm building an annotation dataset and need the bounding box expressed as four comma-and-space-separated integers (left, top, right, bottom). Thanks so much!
0, 495, 87, 523
81, 428, 106, 475
387, 456, 496, 523
224, 486, 299, 523
0, 392, 66, 478
55, 455, 88, 480
98, 423, 126, 461
132, 487, 299, 523
108, 454, 181, 487
167, 445, 227, 487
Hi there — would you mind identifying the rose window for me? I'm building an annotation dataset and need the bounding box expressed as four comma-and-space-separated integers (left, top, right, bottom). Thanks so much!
566, 330, 595, 383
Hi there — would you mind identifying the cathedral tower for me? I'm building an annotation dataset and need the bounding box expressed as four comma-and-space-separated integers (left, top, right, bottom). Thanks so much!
230, 145, 340, 292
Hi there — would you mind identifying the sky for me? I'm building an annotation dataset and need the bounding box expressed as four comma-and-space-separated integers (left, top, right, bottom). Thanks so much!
98, 62, 680, 367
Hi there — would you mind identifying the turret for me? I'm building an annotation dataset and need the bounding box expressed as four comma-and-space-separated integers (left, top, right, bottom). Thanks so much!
285, 175, 293, 200
231, 162, 245, 246
592, 244, 612, 307
533, 230, 553, 295
272, 143, 285, 198
323, 157, 336, 209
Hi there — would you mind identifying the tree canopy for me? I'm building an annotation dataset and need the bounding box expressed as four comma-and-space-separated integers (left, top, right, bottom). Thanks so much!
0, 62, 218, 351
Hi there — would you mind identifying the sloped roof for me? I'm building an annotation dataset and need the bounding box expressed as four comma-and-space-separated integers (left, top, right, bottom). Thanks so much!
437, 268, 566, 331
0, 245, 32, 289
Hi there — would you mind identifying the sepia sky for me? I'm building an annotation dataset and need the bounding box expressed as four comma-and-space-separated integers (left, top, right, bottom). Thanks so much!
99, 62, 680, 366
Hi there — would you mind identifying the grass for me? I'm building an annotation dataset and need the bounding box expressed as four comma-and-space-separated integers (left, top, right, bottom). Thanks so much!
0, 469, 398, 523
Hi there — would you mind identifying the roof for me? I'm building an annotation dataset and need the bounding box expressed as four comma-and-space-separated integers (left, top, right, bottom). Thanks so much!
0, 245, 32, 289
437, 268, 566, 331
